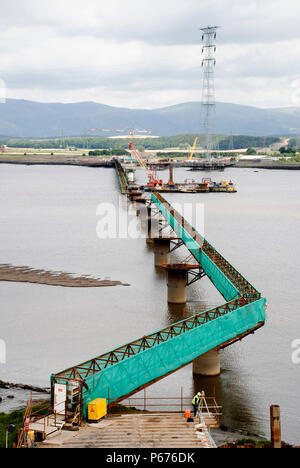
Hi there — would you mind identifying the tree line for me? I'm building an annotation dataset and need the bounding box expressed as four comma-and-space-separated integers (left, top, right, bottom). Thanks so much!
0, 134, 280, 151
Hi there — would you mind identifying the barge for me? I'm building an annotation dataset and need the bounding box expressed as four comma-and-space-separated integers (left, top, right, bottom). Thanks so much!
141, 178, 237, 193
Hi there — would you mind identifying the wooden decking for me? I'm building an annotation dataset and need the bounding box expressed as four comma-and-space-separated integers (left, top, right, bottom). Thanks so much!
41, 413, 218, 448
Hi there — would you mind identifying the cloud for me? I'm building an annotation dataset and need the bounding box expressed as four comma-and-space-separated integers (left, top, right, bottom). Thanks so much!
1, 0, 299, 45
0, 0, 299, 108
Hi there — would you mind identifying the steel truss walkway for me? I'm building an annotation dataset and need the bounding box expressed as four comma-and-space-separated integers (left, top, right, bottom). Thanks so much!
115, 159, 129, 194
52, 193, 266, 418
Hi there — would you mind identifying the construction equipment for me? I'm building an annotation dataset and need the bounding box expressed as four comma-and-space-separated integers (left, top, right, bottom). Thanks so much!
87, 399, 107, 423
17, 393, 33, 448
71, 405, 81, 426
85, 126, 151, 154
188, 137, 198, 160
86, 125, 161, 187
128, 134, 163, 188
130, 146, 162, 187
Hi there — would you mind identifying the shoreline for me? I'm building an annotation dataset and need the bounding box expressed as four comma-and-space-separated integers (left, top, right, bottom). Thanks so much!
235, 162, 300, 170
0, 381, 50, 415
0, 159, 114, 168
1, 156, 300, 170
0, 380, 49, 393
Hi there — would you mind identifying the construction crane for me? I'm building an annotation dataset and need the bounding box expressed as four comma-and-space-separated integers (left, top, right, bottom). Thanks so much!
86, 127, 151, 142
129, 144, 160, 187
86, 126, 160, 187
84, 127, 151, 152
128, 134, 163, 187
188, 137, 199, 160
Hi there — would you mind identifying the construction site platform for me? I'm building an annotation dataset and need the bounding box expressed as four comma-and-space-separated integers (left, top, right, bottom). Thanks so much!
40, 413, 218, 449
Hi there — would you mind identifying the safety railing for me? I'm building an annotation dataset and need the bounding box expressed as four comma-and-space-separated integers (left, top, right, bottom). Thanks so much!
118, 395, 221, 416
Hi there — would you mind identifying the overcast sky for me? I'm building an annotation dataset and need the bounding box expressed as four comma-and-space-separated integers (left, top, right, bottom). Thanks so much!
0, 0, 300, 109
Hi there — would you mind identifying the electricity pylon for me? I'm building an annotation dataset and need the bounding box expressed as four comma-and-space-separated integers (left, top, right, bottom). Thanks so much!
200, 26, 220, 160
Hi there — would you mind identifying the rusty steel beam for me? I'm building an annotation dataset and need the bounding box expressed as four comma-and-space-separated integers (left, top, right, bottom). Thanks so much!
53, 297, 249, 382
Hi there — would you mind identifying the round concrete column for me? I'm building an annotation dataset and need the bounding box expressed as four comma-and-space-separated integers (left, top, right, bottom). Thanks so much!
193, 351, 221, 377
154, 239, 170, 267
145, 207, 155, 244
167, 267, 187, 304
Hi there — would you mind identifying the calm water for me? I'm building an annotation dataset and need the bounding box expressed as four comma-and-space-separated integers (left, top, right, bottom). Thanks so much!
0, 163, 299, 444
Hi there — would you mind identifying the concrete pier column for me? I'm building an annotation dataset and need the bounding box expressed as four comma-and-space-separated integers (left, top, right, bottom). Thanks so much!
154, 239, 170, 267
193, 351, 221, 377
167, 267, 187, 304
270, 405, 281, 449
146, 206, 155, 244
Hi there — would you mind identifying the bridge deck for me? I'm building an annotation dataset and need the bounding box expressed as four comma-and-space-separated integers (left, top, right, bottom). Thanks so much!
41, 413, 217, 449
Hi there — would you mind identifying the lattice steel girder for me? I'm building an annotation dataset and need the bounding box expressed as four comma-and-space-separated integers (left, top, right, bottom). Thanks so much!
187, 268, 207, 286
53, 296, 250, 382
169, 239, 185, 253
63, 298, 265, 416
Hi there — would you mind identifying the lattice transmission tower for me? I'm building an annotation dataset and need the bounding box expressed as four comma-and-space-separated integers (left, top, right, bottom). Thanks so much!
200, 26, 220, 160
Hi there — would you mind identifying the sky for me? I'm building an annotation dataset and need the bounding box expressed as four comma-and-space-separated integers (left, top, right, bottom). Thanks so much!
0, 0, 300, 109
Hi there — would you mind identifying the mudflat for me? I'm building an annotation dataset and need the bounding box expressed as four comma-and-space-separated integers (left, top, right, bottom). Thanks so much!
0, 264, 129, 288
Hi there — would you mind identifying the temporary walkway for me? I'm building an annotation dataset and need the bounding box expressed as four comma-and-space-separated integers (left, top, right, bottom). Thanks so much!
114, 159, 129, 194
51, 192, 266, 419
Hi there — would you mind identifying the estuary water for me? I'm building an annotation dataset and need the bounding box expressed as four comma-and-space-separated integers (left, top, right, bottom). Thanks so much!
0, 163, 299, 444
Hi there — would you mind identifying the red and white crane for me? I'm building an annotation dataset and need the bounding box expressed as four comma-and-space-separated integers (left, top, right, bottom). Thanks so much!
86, 126, 161, 186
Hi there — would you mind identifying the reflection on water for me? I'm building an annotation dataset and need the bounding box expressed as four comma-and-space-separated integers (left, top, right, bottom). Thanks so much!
0, 164, 299, 444
167, 303, 187, 323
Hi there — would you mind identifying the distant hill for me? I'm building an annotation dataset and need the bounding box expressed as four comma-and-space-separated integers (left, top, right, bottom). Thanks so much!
0, 99, 300, 138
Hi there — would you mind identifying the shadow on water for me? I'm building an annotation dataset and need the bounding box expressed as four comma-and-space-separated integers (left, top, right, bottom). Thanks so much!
166, 303, 187, 324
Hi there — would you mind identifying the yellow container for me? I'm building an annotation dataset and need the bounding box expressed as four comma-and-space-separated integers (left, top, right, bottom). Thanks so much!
27, 431, 35, 442
88, 398, 107, 422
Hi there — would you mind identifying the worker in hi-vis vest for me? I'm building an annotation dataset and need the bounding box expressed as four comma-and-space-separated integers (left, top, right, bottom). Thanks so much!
192, 392, 202, 416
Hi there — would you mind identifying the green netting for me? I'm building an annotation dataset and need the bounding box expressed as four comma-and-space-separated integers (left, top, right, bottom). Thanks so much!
117, 173, 128, 193
151, 193, 239, 301
80, 298, 266, 417
200, 251, 239, 301
52, 193, 266, 418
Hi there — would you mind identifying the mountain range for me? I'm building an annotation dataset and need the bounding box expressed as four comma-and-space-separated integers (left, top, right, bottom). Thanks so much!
0, 99, 300, 138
